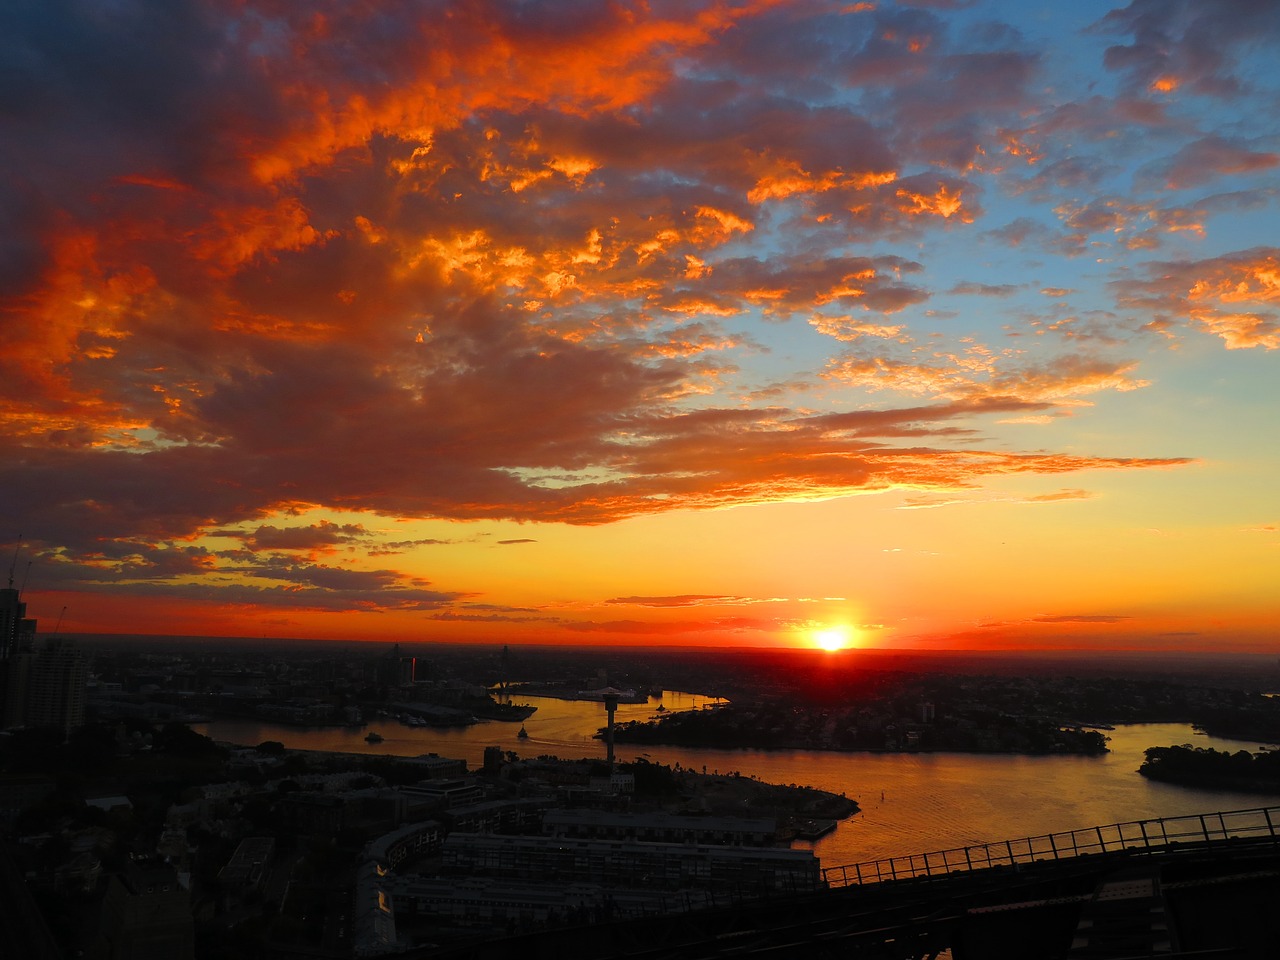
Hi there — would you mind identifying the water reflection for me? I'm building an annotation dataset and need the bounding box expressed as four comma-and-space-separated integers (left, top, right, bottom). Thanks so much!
194, 690, 717, 766
197, 702, 1280, 871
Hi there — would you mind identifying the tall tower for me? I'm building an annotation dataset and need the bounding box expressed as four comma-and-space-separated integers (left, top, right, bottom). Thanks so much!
602, 691, 619, 770
497, 644, 511, 703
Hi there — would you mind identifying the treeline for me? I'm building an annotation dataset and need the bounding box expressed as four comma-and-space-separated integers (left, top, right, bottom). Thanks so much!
1139, 744, 1280, 792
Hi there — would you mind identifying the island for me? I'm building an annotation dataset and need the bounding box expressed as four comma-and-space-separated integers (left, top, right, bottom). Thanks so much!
1139, 744, 1280, 793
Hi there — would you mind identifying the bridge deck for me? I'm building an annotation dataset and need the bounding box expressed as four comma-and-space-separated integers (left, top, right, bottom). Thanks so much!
822, 804, 1280, 887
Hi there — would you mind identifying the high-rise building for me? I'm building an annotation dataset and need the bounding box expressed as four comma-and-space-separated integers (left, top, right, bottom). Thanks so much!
0, 587, 36, 660
1, 649, 36, 730
0, 586, 38, 729
24, 638, 87, 735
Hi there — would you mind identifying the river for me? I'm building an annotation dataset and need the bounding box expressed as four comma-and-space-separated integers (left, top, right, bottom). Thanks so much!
194, 693, 1280, 871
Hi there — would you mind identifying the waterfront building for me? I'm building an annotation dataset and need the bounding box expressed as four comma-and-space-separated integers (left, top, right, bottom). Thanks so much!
397, 777, 483, 810
363, 821, 444, 871
355, 859, 399, 957
543, 809, 780, 847
440, 832, 821, 894
389, 752, 467, 779
381, 875, 606, 930
444, 797, 549, 834
587, 769, 635, 795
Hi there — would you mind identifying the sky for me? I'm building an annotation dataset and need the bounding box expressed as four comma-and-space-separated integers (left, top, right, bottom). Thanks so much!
1, 0, 1277, 653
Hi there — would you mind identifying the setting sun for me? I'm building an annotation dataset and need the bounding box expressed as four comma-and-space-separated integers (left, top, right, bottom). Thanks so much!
812, 625, 855, 652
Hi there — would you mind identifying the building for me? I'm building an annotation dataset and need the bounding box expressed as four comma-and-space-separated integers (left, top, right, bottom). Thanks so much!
277, 792, 350, 834
1, 649, 35, 729
440, 833, 821, 894
381, 752, 467, 780
397, 777, 483, 810
363, 821, 444, 871
94, 860, 194, 960
24, 638, 88, 734
381, 875, 606, 930
0, 773, 56, 829
542, 810, 779, 847
217, 837, 275, 893
0, 587, 37, 659
445, 798, 548, 834
0, 585, 38, 728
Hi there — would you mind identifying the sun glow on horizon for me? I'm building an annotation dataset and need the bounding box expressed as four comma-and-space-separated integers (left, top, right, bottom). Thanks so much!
811, 624, 856, 652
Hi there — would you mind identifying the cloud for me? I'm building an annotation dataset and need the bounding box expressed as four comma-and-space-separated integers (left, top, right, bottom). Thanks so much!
605, 595, 767, 607
898, 494, 975, 510
948, 282, 1020, 297
808, 317, 905, 343
427, 610, 557, 624
1117, 247, 1280, 349
1140, 136, 1280, 190
899, 487, 1094, 510
662, 252, 931, 319
371, 538, 456, 555
234, 521, 367, 552
0, 0, 1259, 627
35, 562, 464, 615
824, 350, 1150, 403
1026, 488, 1093, 503
1096, 0, 1280, 98
497, 539, 538, 546
564, 614, 786, 636
1033, 614, 1131, 624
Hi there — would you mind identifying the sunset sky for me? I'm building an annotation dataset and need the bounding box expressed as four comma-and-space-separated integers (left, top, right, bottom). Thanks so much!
2, 0, 1277, 652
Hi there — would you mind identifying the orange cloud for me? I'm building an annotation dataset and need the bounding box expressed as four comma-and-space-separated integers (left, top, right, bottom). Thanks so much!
824, 350, 1149, 405
1120, 248, 1280, 349
895, 182, 970, 221
1, 0, 1263, 635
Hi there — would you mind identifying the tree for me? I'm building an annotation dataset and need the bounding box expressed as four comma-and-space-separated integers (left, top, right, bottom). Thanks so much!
155, 722, 225, 760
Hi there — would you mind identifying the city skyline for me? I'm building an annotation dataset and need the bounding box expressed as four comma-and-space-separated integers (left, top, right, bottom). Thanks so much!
2, 0, 1277, 651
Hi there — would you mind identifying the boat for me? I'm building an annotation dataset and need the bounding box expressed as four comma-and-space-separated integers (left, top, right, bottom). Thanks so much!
517, 725, 528, 739
365, 731, 384, 743
792, 818, 837, 841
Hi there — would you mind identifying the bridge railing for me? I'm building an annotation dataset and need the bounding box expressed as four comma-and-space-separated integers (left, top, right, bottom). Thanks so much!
821, 805, 1280, 888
